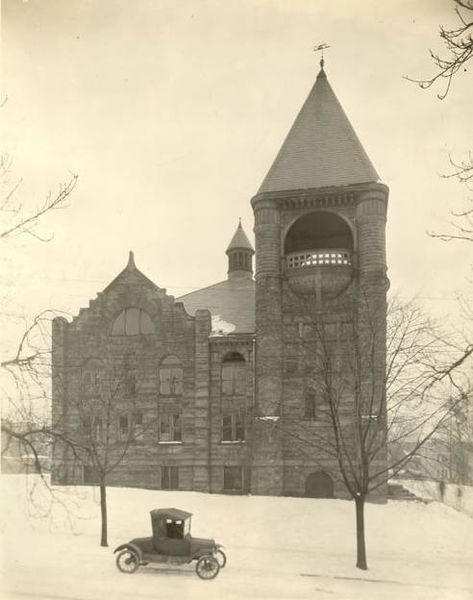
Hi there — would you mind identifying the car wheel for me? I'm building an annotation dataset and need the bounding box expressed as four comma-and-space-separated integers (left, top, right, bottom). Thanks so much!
216, 549, 227, 568
195, 555, 220, 580
116, 549, 140, 574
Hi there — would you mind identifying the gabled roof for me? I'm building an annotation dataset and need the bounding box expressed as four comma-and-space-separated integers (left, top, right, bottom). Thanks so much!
103, 251, 158, 293
226, 221, 254, 253
257, 66, 379, 194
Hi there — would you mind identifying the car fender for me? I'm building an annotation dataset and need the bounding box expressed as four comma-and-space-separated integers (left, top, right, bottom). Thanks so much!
113, 543, 144, 563
215, 544, 225, 550
191, 547, 214, 560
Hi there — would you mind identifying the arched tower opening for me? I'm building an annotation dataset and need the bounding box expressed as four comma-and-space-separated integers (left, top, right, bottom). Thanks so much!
283, 211, 354, 296
285, 211, 353, 266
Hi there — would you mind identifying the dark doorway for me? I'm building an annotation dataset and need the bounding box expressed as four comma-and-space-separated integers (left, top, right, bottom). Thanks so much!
305, 471, 334, 498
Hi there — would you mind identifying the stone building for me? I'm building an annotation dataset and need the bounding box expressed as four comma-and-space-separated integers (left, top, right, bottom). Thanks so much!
52, 62, 389, 499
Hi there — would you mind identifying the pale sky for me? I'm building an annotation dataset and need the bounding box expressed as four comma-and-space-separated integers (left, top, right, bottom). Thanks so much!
1, 0, 472, 363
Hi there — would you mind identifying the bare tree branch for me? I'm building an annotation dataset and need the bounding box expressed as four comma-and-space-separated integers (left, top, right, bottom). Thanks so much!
405, 0, 473, 100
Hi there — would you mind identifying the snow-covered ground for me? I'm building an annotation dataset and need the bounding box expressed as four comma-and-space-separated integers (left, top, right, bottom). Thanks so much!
1, 475, 473, 600
399, 478, 473, 518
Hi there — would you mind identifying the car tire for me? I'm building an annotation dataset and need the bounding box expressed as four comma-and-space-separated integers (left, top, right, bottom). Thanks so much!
216, 549, 227, 568
116, 549, 140, 574
195, 555, 220, 580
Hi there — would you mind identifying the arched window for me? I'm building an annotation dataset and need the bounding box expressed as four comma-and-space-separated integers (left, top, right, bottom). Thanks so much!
111, 307, 154, 336
221, 352, 246, 396
159, 355, 183, 395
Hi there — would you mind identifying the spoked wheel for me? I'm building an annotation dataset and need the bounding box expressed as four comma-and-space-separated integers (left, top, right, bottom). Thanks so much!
195, 555, 220, 580
116, 549, 140, 574
216, 549, 227, 568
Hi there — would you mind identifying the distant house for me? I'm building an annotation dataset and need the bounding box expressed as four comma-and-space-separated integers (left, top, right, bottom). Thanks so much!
389, 435, 473, 485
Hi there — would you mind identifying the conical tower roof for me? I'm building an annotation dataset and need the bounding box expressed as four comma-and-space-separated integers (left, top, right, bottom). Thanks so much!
257, 66, 379, 194
226, 220, 254, 254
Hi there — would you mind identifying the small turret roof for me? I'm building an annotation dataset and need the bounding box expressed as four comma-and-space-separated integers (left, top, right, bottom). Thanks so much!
257, 66, 379, 194
226, 220, 254, 254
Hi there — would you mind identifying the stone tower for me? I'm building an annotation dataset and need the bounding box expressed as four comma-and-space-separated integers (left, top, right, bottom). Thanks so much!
251, 62, 389, 499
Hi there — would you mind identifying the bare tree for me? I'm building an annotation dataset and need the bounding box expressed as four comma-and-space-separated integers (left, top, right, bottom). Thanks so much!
258, 296, 472, 570
1, 153, 77, 242
406, 0, 473, 241
51, 355, 147, 547
1, 321, 152, 547
0, 155, 81, 533
406, 0, 473, 101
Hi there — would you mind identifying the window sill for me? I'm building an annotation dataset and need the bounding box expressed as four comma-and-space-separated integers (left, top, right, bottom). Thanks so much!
158, 441, 183, 445
220, 440, 246, 444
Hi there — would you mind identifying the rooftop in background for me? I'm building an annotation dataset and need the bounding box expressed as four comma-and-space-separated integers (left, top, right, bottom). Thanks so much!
178, 221, 255, 335
257, 65, 380, 195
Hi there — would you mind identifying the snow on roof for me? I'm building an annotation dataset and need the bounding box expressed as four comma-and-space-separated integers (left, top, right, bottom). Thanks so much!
210, 315, 236, 336
178, 277, 255, 334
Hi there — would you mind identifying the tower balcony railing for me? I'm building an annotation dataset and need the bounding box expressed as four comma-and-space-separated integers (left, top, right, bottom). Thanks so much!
286, 248, 352, 269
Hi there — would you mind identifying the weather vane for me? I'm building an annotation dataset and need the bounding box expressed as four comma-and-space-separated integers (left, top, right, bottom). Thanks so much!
313, 42, 330, 68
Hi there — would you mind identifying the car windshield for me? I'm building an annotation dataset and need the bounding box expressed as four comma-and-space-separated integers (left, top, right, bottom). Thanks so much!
165, 518, 190, 539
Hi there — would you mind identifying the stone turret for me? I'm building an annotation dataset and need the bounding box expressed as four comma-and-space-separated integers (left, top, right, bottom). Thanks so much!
251, 61, 389, 499
226, 220, 254, 279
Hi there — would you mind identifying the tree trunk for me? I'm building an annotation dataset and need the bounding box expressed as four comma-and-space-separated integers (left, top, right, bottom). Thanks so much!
355, 495, 368, 570
100, 482, 108, 547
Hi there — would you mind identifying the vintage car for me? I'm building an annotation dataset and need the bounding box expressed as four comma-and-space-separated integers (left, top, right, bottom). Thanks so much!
114, 508, 226, 580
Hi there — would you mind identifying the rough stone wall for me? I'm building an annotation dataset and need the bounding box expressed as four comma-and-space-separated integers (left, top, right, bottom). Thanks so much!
251, 199, 284, 495
51, 264, 211, 491
208, 336, 254, 494
252, 184, 389, 502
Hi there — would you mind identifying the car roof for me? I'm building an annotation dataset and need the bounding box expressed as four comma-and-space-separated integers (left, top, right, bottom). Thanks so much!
150, 508, 193, 520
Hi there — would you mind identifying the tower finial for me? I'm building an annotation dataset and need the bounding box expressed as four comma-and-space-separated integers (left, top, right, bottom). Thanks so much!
127, 250, 136, 269
313, 42, 330, 70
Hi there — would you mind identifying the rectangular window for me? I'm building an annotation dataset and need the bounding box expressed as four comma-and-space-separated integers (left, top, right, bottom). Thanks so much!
83, 416, 92, 437
119, 415, 129, 441
223, 466, 243, 491
221, 365, 246, 396
83, 415, 103, 441
222, 414, 245, 442
304, 392, 317, 419
93, 372, 101, 387
133, 412, 144, 441
93, 416, 103, 441
323, 323, 338, 340
161, 466, 179, 490
159, 414, 182, 442
159, 367, 183, 395
340, 322, 353, 340
125, 370, 137, 395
